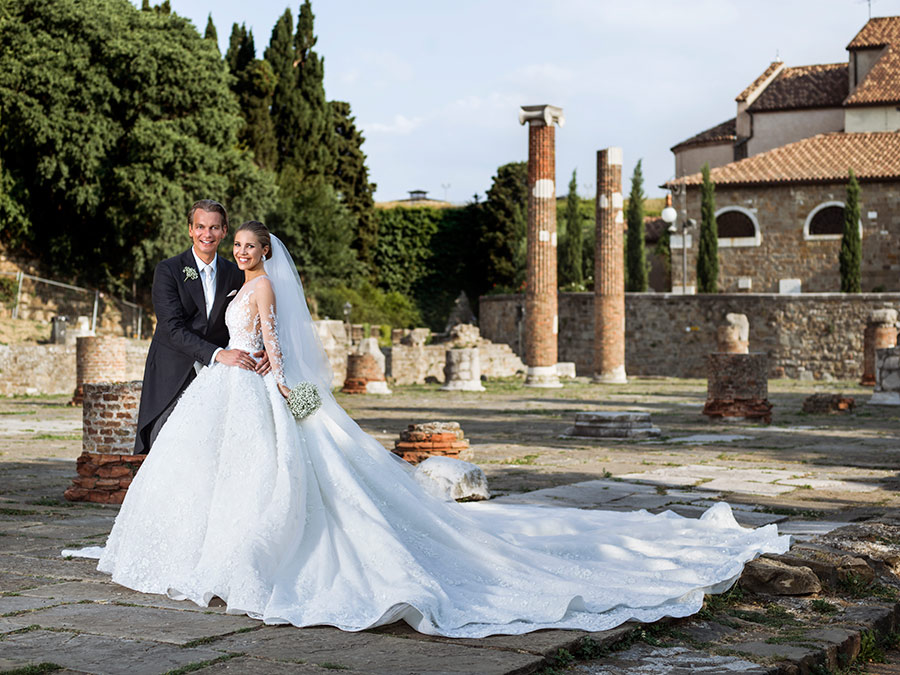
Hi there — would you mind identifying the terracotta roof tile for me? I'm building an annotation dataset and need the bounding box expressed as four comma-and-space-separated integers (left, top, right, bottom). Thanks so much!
747, 63, 848, 111
671, 118, 736, 152
847, 15, 900, 49
666, 131, 900, 187
845, 45, 900, 105
735, 61, 783, 102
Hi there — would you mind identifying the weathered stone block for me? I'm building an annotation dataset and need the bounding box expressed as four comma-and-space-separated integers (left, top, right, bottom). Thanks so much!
739, 557, 821, 595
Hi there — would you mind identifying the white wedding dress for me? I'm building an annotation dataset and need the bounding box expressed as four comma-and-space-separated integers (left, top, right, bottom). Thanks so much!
66, 238, 789, 638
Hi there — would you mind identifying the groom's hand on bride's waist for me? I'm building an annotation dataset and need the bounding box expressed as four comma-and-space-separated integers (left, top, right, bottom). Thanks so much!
215, 349, 256, 370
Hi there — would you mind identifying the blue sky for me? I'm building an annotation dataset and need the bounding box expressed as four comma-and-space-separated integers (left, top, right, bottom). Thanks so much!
160, 0, 900, 203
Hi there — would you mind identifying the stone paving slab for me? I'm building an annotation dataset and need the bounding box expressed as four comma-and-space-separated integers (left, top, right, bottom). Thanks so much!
0, 629, 227, 675
21, 580, 229, 614
572, 644, 774, 674
776, 477, 879, 492
214, 624, 546, 674
0, 553, 109, 581
699, 478, 797, 496
0, 570, 60, 592
777, 520, 847, 539
5, 603, 258, 645
0, 594, 60, 614
194, 656, 333, 673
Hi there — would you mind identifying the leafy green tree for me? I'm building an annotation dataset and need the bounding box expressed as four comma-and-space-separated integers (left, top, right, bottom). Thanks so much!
226, 24, 277, 170
373, 207, 441, 297
479, 162, 528, 291
0, 0, 274, 291
840, 168, 862, 293
559, 170, 582, 287
265, 2, 333, 180
625, 160, 648, 292
204, 14, 218, 47
696, 163, 718, 293
331, 101, 377, 275
266, 173, 362, 289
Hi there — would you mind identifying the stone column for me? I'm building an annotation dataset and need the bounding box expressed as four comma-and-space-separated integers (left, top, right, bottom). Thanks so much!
519, 104, 565, 388
861, 309, 898, 386
593, 147, 627, 383
72, 336, 128, 404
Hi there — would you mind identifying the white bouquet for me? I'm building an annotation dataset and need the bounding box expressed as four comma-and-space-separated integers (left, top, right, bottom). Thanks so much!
287, 382, 322, 420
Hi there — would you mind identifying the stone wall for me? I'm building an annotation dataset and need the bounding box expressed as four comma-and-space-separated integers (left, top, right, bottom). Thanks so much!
479, 292, 900, 380
0, 340, 149, 396
385, 343, 525, 385
670, 181, 900, 293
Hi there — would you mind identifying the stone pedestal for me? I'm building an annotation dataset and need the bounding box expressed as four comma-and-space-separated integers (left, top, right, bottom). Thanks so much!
562, 412, 660, 439
392, 422, 471, 464
341, 352, 389, 394
356, 337, 391, 394
717, 313, 749, 354
870, 346, 900, 405
519, 104, 564, 388
802, 394, 855, 414
66, 380, 144, 504
861, 309, 898, 386
441, 348, 485, 392
702, 353, 772, 423
72, 336, 127, 404
593, 147, 627, 384
64, 452, 145, 504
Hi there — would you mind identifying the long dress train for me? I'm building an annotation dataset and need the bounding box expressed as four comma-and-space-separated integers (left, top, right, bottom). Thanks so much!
66, 244, 789, 639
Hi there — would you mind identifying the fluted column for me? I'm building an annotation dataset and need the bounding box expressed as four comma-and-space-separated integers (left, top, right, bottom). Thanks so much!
519, 104, 564, 388
593, 147, 627, 384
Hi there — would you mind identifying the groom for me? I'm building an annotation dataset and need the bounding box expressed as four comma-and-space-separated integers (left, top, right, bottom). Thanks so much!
134, 199, 267, 454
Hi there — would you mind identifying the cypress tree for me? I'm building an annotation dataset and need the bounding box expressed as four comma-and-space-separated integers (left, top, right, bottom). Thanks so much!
226, 25, 277, 169
559, 169, 582, 286
840, 168, 862, 293
265, 10, 303, 173
696, 163, 718, 293
625, 160, 647, 292
204, 14, 218, 47
331, 100, 377, 275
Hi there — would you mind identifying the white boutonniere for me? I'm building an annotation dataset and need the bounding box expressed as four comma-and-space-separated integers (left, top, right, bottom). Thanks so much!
183, 266, 199, 282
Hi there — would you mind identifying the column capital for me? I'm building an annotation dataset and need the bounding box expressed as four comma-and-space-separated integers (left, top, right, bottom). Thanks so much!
518, 105, 565, 127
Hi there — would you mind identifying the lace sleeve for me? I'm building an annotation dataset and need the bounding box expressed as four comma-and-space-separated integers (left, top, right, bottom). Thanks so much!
254, 279, 286, 386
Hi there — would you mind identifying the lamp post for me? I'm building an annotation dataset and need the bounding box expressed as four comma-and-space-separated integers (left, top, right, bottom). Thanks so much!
342, 301, 352, 325
661, 204, 696, 294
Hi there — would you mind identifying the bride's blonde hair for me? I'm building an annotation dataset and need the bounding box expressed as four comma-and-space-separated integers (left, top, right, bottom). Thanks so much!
236, 221, 273, 260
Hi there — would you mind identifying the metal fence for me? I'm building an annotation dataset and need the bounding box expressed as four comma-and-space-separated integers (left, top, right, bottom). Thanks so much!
1, 270, 144, 337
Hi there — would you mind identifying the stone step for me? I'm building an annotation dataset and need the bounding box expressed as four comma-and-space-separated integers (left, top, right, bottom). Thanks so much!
575, 412, 652, 424
572, 421, 655, 430
561, 426, 662, 439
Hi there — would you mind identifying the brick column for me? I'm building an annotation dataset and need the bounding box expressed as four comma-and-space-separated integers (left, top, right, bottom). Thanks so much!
593, 148, 627, 383
861, 309, 898, 386
72, 336, 128, 404
519, 104, 564, 388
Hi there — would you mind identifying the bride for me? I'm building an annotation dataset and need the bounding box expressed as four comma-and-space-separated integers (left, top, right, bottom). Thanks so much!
66, 221, 789, 638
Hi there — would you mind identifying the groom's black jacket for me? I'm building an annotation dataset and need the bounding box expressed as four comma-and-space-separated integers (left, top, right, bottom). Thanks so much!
134, 248, 244, 454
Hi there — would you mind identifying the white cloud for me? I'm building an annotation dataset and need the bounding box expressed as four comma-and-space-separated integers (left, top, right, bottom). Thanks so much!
364, 114, 424, 135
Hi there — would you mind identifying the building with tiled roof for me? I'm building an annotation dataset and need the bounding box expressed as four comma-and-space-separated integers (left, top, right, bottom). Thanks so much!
664, 16, 900, 294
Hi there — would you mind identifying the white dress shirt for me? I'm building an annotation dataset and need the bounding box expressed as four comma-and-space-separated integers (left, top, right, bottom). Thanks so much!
190, 249, 222, 371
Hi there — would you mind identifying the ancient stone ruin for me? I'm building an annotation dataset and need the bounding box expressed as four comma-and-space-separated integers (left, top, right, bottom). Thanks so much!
341, 339, 390, 395
717, 313, 749, 354
562, 411, 660, 439
702, 353, 773, 423
72, 335, 128, 404
441, 348, 485, 392
861, 309, 897, 386
871, 346, 900, 405
519, 104, 564, 388
593, 146, 627, 384
392, 421, 470, 464
65, 381, 144, 504
802, 393, 855, 414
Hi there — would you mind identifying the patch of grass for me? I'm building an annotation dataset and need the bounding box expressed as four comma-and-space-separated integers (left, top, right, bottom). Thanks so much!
0, 664, 63, 675
505, 454, 539, 465
162, 654, 241, 675
318, 663, 350, 671
32, 434, 80, 441
811, 598, 839, 614
0, 508, 36, 516
697, 584, 744, 620
26, 498, 74, 508
601, 469, 612, 479
0, 410, 36, 415
655, 485, 667, 495
858, 629, 885, 664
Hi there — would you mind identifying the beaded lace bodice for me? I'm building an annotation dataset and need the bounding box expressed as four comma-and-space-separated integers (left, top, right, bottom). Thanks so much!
225, 275, 285, 385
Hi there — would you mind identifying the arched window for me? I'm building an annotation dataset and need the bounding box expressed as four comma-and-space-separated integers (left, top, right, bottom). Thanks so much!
804, 201, 860, 241
714, 206, 761, 247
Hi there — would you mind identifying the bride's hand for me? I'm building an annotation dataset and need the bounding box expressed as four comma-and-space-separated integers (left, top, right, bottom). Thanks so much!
278, 383, 290, 400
